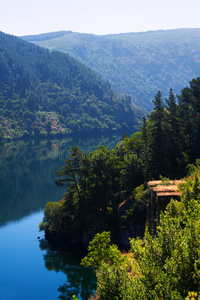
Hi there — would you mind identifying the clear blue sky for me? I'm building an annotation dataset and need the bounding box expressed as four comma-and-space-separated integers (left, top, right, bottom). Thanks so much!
1, 0, 200, 36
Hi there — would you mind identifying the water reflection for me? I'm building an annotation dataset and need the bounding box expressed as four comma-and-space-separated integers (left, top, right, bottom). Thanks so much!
40, 239, 96, 300
0, 140, 63, 226
0, 133, 122, 227
0, 133, 124, 299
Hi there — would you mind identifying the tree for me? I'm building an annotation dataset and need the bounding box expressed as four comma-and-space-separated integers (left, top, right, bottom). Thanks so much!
178, 87, 194, 159
189, 77, 200, 113
56, 146, 82, 198
189, 78, 200, 159
81, 172, 200, 300
81, 231, 135, 300
165, 89, 182, 174
81, 231, 121, 270
148, 91, 165, 176
141, 116, 151, 180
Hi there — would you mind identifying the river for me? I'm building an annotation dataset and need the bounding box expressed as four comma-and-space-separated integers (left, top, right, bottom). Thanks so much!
0, 133, 124, 300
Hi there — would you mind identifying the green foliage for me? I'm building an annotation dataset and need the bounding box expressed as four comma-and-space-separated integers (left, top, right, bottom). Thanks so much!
186, 159, 200, 176
40, 74, 200, 251
38, 76, 200, 254
159, 175, 171, 185
81, 231, 121, 270
82, 232, 143, 300
135, 78, 200, 178
40, 140, 147, 245
96, 261, 136, 300
136, 198, 200, 298
133, 176, 200, 298
134, 184, 150, 205
37, 74, 200, 298
130, 238, 145, 260
39, 201, 67, 233
81, 172, 200, 299
0, 31, 138, 139
23, 29, 200, 112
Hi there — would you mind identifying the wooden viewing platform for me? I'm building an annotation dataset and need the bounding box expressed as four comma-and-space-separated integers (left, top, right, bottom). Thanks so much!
147, 179, 185, 230
148, 179, 185, 198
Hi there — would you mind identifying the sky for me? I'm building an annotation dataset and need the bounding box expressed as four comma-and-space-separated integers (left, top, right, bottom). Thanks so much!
1, 0, 200, 36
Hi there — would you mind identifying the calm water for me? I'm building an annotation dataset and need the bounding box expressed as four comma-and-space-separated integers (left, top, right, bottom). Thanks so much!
0, 133, 123, 300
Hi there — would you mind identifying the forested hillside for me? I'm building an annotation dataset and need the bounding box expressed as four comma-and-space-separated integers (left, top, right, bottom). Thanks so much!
22, 29, 200, 111
0, 31, 139, 140
82, 170, 200, 299
40, 77, 200, 252
39, 77, 200, 298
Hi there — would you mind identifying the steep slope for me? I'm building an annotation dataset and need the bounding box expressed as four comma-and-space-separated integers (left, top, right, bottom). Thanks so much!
22, 28, 200, 111
0, 31, 139, 140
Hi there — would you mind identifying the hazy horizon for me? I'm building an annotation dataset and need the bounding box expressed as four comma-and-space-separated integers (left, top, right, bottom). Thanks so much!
17, 27, 200, 38
1, 0, 200, 37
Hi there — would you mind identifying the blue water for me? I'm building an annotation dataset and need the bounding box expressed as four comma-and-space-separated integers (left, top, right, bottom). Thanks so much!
0, 212, 66, 300
0, 134, 123, 300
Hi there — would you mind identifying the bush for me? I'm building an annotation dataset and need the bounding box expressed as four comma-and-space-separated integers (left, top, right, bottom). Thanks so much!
39, 201, 66, 233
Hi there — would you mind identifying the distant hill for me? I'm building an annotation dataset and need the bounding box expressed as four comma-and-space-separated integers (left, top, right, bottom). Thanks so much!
0, 31, 139, 140
22, 28, 200, 111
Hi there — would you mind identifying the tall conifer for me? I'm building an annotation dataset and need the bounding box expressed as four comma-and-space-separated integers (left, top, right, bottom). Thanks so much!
149, 91, 165, 176
141, 116, 150, 180
165, 89, 182, 173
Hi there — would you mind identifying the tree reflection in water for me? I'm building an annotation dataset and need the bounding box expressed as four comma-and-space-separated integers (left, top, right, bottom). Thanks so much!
39, 239, 96, 300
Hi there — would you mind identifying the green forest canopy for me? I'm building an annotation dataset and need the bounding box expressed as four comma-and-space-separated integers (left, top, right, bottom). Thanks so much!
0, 31, 139, 140
22, 28, 200, 111
40, 77, 200, 251
39, 77, 200, 298
82, 174, 200, 299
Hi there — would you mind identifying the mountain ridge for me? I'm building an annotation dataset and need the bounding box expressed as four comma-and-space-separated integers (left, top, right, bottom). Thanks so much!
21, 28, 200, 111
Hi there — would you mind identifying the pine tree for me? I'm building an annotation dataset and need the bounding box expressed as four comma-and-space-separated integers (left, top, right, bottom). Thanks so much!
178, 87, 195, 162
165, 89, 182, 174
149, 91, 165, 176
193, 173, 200, 200
189, 77, 200, 113
141, 116, 150, 180
189, 78, 200, 159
